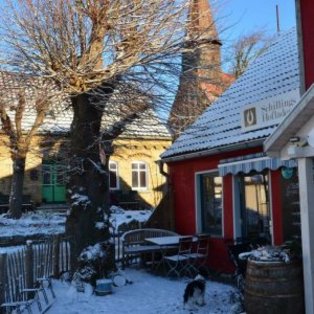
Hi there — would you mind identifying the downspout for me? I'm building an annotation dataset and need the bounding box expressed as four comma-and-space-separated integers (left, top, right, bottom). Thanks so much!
157, 159, 175, 230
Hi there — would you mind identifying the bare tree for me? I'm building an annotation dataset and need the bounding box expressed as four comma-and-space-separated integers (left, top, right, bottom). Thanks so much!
229, 31, 271, 78
0, 0, 218, 270
0, 72, 66, 219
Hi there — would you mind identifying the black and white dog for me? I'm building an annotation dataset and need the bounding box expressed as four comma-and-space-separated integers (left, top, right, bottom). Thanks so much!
183, 274, 206, 310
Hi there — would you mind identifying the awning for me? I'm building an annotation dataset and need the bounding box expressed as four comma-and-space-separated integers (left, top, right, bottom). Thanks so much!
218, 153, 297, 176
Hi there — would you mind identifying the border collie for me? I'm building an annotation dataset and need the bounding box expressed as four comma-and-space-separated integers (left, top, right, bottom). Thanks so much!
183, 274, 206, 310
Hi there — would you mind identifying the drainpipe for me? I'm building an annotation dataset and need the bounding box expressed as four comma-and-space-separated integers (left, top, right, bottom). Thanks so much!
157, 159, 175, 231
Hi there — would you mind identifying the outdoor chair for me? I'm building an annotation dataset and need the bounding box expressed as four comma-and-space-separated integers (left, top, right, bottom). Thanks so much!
0, 238, 59, 314
186, 234, 210, 275
1, 275, 43, 314
228, 237, 271, 291
162, 237, 194, 278
228, 241, 253, 292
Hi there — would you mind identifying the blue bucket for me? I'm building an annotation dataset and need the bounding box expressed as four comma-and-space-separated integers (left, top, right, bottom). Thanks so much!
95, 279, 112, 296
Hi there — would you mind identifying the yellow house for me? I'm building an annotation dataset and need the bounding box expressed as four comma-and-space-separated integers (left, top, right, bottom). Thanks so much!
0, 108, 172, 210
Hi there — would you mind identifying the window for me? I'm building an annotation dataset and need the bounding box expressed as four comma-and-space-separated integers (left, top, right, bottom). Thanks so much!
197, 172, 222, 236
109, 161, 119, 190
238, 172, 270, 240
131, 161, 148, 190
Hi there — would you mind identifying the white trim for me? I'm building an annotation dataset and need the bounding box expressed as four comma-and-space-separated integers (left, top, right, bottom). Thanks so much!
232, 176, 241, 241
218, 156, 297, 176
265, 84, 314, 153
233, 171, 271, 241
222, 177, 225, 239
131, 161, 149, 191
194, 169, 223, 238
298, 158, 314, 314
268, 169, 274, 245
194, 173, 201, 234
109, 160, 120, 190
287, 146, 314, 158
162, 139, 263, 162
195, 170, 217, 235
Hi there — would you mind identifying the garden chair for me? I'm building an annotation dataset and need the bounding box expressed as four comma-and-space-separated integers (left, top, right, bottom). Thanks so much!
162, 237, 194, 278
186, 234, 210, 275
228, 241, 253, 292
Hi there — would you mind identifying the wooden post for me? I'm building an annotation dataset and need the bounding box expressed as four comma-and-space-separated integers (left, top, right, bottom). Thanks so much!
24, 241, 34, 291
52, 235, 60, 278
0, 253, 7, 313
298, 158, 314, 314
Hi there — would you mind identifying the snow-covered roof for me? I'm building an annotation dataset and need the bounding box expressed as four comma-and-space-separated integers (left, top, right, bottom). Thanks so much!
101, 107, 172, 139
162, 28, 300, 159
0, 72, 171, 139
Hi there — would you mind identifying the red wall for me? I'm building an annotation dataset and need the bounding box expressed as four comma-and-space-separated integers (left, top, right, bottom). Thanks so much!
168, 146, 262, 273
299, 0, 314, 89
270, 170, 284, 245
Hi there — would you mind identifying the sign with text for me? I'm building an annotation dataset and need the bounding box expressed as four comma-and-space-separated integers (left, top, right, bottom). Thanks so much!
241, 89, 300, 132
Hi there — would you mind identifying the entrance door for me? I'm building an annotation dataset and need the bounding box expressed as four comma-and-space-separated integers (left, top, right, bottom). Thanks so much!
238, 172, 271, 242
42, 163, 66, 203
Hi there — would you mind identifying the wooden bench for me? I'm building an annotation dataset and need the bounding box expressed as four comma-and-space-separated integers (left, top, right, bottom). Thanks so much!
121, 228, 178, 268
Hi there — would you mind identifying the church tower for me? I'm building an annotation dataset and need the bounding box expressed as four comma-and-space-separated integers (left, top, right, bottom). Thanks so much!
168, 0, 232, 138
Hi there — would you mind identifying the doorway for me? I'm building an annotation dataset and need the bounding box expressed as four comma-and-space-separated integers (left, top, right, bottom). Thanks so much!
42, 162, 66, 203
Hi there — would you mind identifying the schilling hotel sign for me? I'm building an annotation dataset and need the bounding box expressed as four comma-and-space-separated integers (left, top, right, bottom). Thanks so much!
241, 89, 300, 132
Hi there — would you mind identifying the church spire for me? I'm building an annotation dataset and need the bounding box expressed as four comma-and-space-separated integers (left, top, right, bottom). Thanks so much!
168, 0, 229, 138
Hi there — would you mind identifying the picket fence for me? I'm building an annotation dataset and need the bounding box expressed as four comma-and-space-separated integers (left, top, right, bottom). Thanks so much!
0, 220, 144, 313
0, 236, 70, 313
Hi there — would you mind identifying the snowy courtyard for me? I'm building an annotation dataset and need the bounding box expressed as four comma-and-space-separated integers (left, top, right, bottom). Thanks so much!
0, 210, 241, 314
49, 268, 239, 314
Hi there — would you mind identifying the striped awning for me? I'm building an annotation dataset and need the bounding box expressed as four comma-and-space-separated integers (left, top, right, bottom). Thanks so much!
218, 153, 297, 176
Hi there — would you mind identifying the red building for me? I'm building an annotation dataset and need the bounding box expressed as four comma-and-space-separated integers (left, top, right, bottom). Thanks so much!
162, 28, 301, 273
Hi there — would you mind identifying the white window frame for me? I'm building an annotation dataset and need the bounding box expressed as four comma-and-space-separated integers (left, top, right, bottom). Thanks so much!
109, 161, 120, 190
233, 170, 273, 243
131, 161, 148, 191
195, 169, 224, 238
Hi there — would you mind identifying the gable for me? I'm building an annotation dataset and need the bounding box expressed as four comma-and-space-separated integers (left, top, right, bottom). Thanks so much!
162, 28, 300, 160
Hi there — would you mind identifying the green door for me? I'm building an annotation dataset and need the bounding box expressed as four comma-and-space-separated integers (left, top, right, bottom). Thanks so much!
42, 163, 66, 203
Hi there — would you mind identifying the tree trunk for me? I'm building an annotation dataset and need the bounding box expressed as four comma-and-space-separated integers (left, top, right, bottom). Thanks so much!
65, 93, 112, 273
7, 155, 26, 219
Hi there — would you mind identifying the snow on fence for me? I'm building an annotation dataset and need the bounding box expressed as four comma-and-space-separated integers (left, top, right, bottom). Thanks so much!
0, 236, 70, 312
112, 220, 145, 264
0, 220, 147, 311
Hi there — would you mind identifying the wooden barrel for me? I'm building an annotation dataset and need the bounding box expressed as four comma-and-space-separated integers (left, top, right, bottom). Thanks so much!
244, 259, 305, 314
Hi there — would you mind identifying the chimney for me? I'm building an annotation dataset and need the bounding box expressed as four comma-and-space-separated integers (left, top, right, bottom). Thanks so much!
168, 0, 223, 138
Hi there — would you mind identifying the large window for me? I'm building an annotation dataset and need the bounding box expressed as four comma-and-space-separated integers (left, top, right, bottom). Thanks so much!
109, 161, 119, 190
238, 172, 270, 241
197, 172, 223, 236
131, 161, 148, 190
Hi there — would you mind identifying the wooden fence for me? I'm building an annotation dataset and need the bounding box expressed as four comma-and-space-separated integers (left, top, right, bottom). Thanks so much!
0, 222, 144, 313
0, 236, 70, 313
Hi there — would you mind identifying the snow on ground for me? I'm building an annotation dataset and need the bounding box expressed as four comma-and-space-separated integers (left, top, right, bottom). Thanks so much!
0, 208, 241, 313
48, 268, 240, 314
0, 210, 66, 237
0, 206, 152, 238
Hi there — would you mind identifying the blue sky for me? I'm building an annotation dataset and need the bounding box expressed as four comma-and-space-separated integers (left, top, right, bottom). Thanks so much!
216, 0, 297, 40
